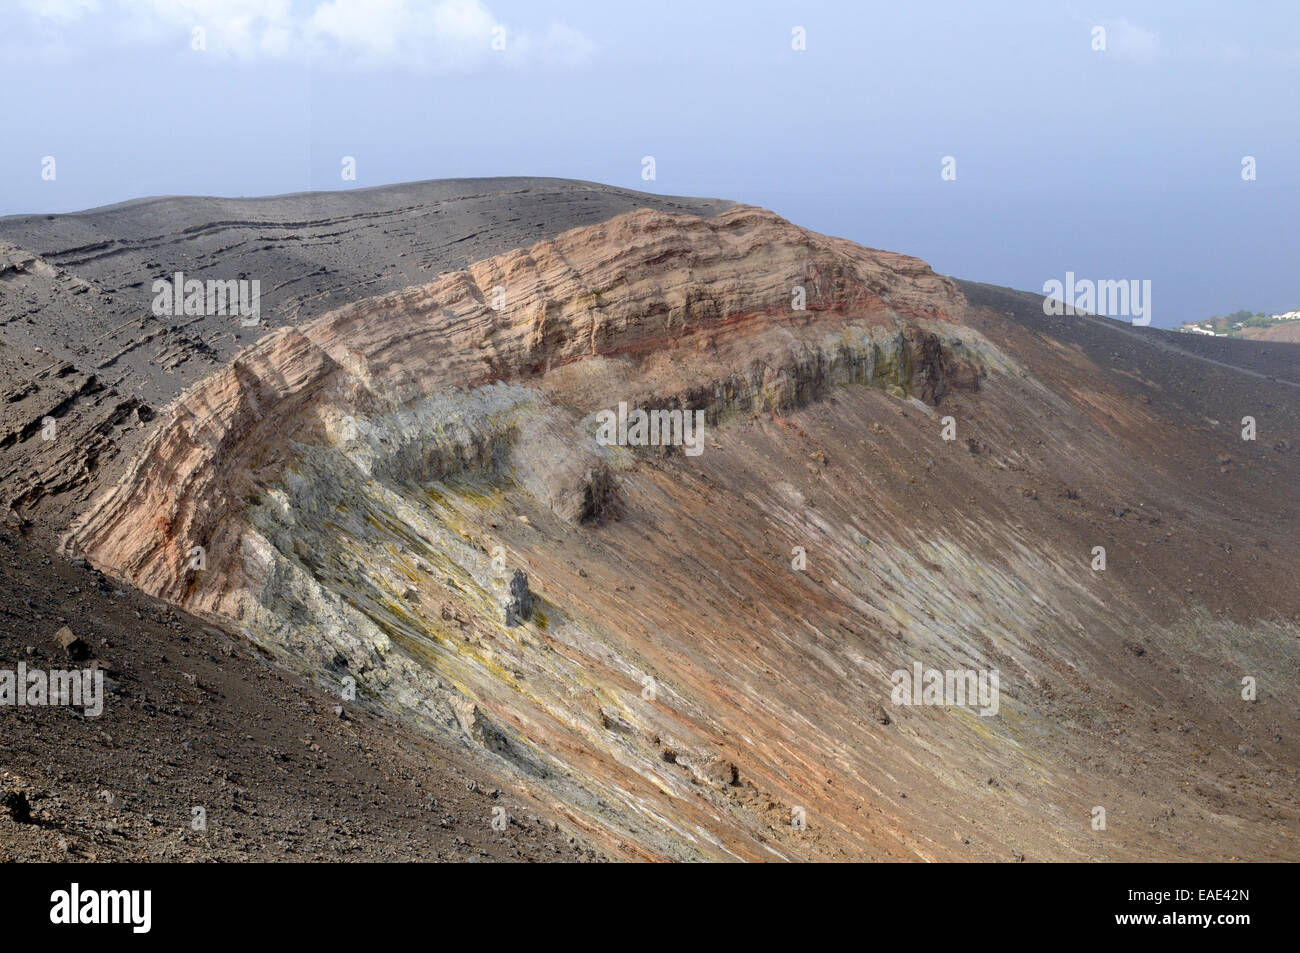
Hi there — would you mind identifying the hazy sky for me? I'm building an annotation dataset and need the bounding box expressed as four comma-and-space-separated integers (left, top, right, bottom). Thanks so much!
3, 0, 1297, 327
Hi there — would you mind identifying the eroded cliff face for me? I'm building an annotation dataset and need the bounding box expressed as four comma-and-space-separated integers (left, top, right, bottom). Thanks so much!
0, 178, 734, 538
63, 205, 982, 606
59, 206, 1300, 861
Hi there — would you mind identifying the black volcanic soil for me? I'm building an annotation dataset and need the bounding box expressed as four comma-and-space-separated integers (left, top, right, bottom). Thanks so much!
960, 280, 1300, 387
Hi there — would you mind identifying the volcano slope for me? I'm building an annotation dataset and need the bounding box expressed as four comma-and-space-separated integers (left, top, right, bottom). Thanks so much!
0, 177, 731, 539
5, 180, 1300, 862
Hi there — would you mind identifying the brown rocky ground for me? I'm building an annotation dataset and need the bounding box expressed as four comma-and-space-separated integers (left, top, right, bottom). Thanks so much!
0, 527, 602, 861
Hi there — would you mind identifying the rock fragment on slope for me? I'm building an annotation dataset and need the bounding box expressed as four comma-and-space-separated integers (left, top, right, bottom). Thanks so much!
502, 570, 534, 627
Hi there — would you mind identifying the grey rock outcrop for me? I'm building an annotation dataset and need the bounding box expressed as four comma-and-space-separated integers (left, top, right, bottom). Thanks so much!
502, 570, 533, 627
